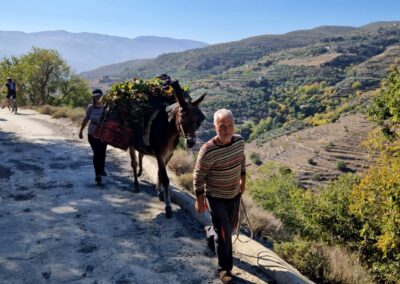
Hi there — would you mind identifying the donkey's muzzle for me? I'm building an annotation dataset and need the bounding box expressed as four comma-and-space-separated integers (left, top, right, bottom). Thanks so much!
186, 137, 196, 148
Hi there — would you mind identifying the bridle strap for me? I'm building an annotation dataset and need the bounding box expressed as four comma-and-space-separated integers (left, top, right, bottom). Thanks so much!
177, 119, 186, 138
174, 105, 196, 140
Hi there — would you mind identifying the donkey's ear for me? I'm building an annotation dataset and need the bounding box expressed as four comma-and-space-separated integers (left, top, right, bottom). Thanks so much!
171, 80, 187, 107
166, 103, 178, 123
192, 93, 206, 106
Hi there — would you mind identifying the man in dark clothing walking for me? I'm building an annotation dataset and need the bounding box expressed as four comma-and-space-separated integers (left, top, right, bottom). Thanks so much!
193, 109, 246, 284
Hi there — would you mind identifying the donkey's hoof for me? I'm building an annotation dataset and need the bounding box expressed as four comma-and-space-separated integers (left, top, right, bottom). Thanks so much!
138, 171, 142, 177
165, 207, 172, 218
158, 192, 164, 201
133, 185, 140, 193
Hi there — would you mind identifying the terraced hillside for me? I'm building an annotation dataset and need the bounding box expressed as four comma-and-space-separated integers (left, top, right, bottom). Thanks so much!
246, 112, 374, 188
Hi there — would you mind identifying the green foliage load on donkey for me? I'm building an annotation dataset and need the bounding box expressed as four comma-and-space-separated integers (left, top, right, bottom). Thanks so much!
95, 74, 193, 150
101, 74, 190, 129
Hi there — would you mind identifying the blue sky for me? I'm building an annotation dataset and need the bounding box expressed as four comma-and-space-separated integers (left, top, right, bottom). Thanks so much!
3, 0, 400, 44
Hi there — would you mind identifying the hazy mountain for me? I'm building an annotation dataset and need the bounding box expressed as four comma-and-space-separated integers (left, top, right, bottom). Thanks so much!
0, 30, 208, 72
80, 58, 152, 80
83, 21, 400, 82
82, 24, 360, 80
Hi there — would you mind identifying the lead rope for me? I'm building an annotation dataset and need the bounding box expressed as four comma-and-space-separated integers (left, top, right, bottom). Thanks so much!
96, 104, 108, 137
233, 197, 254, 244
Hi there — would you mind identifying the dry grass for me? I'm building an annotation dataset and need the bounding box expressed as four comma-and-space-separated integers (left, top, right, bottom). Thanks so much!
36, 105, 84, 124
53, 107, 69, 118
37, 105, 55, 115
239, 193, 283, 239
177, 173, 193, 192
323, 245, 375, 284
65, 107, 85, 124
168, 149, 195, 175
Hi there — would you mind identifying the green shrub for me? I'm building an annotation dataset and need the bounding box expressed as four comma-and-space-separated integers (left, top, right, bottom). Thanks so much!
336, 161, 348, 171
312, 174, 361, 243
248, 162, 314, 236
311, 173, 322, 181
274, 240, 329, 282
249, 152, 262, 165
278, 165, 292, 175
352, 81, 362, 90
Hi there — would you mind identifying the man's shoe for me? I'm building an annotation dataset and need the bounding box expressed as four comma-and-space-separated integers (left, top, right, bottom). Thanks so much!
100, 171, 107, 176
205, 225, 216, 253
218, 270, 233, 284
95, 175, 102, 184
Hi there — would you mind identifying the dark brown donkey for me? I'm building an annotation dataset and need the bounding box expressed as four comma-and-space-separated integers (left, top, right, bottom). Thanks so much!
128, 81, 206, 218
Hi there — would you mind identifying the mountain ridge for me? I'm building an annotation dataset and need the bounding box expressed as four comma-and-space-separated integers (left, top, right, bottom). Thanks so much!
0, 30, 208, 72
82, 21, 400, 80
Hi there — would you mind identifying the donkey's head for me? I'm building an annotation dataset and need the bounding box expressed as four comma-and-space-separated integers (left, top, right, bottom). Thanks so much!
167, 81, 206, 148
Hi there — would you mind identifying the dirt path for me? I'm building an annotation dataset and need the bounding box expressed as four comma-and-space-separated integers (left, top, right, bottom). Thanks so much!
0, 109, 270, 283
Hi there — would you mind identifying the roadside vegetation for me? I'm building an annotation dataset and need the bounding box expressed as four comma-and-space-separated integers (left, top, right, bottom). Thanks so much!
35, 105, 85, 124
169, 66, 400, 283
252, 66, 400, 284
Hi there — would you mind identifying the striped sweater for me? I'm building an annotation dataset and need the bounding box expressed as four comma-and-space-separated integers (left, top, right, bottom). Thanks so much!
193, 134, 246, 199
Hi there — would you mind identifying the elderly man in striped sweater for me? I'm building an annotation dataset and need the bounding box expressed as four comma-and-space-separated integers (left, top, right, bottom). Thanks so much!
193, 109, 246, 284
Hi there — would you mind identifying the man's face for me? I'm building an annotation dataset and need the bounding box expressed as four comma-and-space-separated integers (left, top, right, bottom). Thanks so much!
214, 114, 234, 144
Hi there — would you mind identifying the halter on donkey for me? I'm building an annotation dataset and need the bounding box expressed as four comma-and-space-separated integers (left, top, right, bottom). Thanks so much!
128, 81, 206, 218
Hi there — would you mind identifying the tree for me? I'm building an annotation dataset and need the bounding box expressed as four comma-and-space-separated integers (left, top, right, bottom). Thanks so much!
249, 116, 272, 140
368, 65, 400, 126
0, 47, 91, 106
351, 80, 362, 90
237, 121, 253, 141
57, 75, 91, 107
347, 125, 400, 282
20, 47, 70, 105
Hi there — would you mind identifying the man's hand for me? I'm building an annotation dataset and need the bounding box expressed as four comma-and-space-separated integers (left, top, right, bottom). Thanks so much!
195, 195, 207, 214
240, 175, 246, 194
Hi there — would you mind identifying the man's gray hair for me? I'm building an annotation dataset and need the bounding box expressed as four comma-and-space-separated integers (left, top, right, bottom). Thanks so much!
213, 109, 234, 124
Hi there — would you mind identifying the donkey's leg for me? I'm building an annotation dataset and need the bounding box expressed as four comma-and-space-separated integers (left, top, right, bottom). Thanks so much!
128, 147, 140, 190
156, 155, 172, 218
156, 174, 163, 201
138, 152, 143, 177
